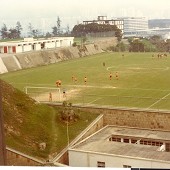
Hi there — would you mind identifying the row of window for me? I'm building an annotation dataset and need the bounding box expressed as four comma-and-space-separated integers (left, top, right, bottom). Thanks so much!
97, 161, 131, 168
109, 135, 169, 149
17, 41, 62, 46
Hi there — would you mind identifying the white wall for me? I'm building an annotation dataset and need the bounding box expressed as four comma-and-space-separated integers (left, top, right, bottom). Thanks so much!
34, 44, 41, 51
8, 46, 12, 53
23, 45, 32, 52
0, 47, 4, 53
16, 46, 23, 53
45, 42, 55, 49
0, 57, 8, 74
55, 41, 60, 47
69, 150, 170, 168
62, 39, 73, 47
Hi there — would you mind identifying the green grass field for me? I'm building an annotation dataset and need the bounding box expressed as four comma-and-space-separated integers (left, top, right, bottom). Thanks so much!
1, 52, 170, 110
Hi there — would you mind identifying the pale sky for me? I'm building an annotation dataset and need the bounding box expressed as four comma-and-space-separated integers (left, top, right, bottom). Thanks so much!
1, 0, 170, 34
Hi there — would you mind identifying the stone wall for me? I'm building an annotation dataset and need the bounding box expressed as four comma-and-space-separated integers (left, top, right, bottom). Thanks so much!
76, 106, 170, 131
6, 147, 44, 166
1, 55, 21, 72
0, 57, 8, 74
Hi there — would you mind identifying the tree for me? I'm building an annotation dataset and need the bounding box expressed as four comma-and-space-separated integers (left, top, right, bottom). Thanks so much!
28, 23, 33, 37
60, 101, 79, 123
71, 23, 122, 41
57, 16, 61, 35
27, 23, 40, 38
115, 28, 122, 41
45, 32, 52, 38
0, 24, 8, 39
52, 26, 58, 36
15, 21, 22, 38
66, 24, 70, 35
8, 28, 18, 39
32, 29, 40, 38
129, 39, 145, 52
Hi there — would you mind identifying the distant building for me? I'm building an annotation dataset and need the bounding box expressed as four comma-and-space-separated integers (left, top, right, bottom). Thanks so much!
69, 126, 170, 168
123, 17, 148, 32
0, 37, 74, 54
83, 16, 124, 33
121, 17, 148, 37
149, 19, 170, 29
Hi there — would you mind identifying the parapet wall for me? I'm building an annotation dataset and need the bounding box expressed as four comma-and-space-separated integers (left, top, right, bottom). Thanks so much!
76, 106, 170, 131
0, 37, 117, 74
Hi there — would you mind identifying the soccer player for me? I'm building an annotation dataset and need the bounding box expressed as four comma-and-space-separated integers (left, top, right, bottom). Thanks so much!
115, 72, 119, 80
56, 80, 59, 87
56, 80, 61, 87
84, 76, 87, 85
72, 75, 75, 81
74, 77, 77, 84
49, 92, 52, 102
109, 72, 112, 80
63, 88, 66, 98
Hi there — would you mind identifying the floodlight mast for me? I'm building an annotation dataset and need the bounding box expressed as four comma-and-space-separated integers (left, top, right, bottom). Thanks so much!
0, 81, 7, 165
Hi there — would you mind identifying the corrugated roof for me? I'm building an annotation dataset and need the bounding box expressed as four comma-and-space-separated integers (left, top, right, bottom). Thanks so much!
71, 126, 170, 162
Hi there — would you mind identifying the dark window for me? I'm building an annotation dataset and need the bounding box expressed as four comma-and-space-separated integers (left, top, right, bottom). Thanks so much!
165, 143, 170, 152
123, 138, 129, 143
131, 139, 137, 144
110, 137, 121, 142
97, 161, 105, 168
123, 165, 131, 168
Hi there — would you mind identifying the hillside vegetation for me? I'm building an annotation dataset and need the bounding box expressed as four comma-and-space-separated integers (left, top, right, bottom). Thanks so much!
1, 79, 99, 159
1, 79, 55, 159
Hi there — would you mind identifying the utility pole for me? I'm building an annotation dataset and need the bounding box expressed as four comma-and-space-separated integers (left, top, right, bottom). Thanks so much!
0, 80, 6, 165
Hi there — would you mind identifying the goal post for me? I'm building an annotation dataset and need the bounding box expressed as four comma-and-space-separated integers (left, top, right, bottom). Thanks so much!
24, 86, 61, 102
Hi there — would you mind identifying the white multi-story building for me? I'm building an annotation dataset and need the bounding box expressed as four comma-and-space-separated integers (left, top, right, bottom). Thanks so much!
83, 16, 124, 33
69, 125, 170, 168
121, 17, 148, 37
0, 37, 74, 54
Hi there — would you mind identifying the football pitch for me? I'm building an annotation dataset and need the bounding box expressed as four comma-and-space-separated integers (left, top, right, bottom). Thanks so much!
1, 52, 170, 110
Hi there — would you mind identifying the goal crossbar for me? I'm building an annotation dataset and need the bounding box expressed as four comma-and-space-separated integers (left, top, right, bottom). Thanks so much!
24, 86, 61, 102
24, 86, 61, 94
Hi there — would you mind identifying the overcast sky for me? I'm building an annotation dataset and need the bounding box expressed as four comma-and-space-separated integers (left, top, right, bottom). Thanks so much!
1, 0, 170, 34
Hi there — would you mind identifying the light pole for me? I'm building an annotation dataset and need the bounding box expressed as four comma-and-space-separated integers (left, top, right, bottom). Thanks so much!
0, 80, 6, 165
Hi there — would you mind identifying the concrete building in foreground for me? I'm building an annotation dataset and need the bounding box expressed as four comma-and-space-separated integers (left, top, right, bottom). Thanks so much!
69, 125, 170, 168
0, 37, 74, 54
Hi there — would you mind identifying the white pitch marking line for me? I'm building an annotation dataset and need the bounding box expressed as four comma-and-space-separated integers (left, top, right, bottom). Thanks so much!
147, 92, 170, 109
87, 98, 102, 104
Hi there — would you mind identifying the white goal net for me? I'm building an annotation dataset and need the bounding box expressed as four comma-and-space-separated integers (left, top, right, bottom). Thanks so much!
24, 86, 61, 102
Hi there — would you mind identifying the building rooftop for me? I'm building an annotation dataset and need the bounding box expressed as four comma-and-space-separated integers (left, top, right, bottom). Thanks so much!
70, 126, 170, 162
0, 37, 74, 46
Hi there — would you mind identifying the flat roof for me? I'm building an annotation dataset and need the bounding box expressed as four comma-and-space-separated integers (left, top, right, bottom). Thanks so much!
70, 126, 170, 162
0, 37, 74, 46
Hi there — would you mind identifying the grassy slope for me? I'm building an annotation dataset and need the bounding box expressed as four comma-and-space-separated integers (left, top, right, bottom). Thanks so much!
1, 52, 170, 110
1, 79, 99, 159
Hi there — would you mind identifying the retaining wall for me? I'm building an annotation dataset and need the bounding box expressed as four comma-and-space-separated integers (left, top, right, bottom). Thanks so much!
6, 147, 44, 166
0, 37, 117, 74
76, 106, 170, 131
0, 57, 8, 74
1, 56, 21, 72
